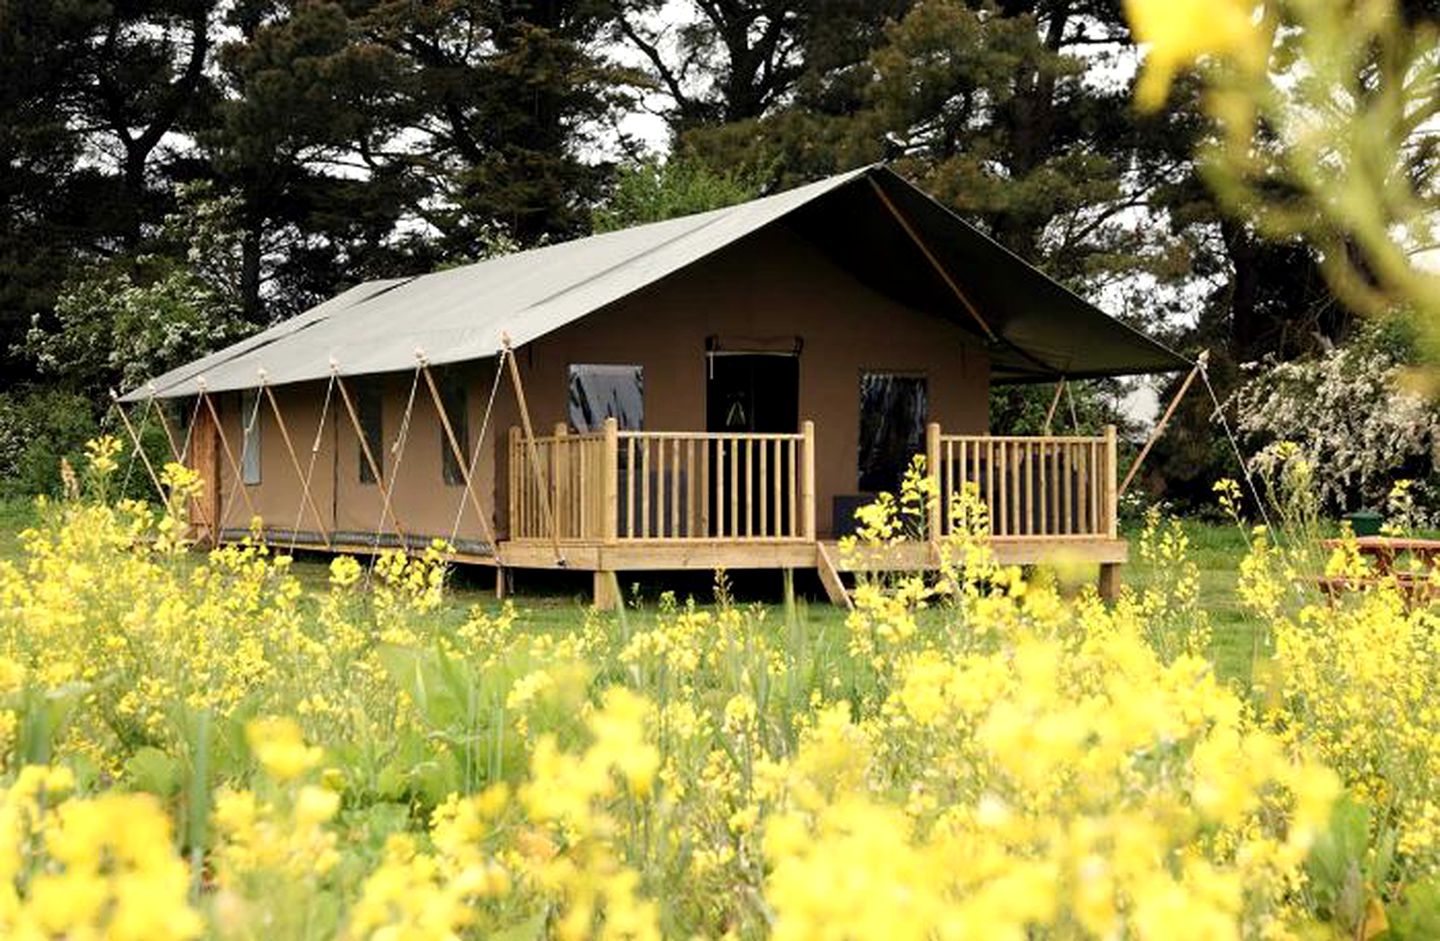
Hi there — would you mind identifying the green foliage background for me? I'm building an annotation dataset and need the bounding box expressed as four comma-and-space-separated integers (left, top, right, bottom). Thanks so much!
3, 0, 1411, 504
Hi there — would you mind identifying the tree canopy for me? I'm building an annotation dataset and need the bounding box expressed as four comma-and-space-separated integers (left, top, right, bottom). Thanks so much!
0, 0, 1373, 503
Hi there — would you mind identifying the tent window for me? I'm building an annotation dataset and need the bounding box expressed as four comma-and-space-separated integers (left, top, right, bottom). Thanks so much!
240, 389, 262, 486
568, 364, 643, 432
440, 373, 469, 486
857, 373, 927, 493
358, 385, 384, 484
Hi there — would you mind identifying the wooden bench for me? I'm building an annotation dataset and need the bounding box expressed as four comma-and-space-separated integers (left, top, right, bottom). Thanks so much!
1317, 537, 1440, 603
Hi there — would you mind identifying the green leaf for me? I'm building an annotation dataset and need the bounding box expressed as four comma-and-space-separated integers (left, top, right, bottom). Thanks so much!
125, 746, 181, 797
490, 912, 547, 941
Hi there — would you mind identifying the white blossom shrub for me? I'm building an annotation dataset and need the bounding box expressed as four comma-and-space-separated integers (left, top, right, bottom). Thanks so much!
1233, 325, 1440, 519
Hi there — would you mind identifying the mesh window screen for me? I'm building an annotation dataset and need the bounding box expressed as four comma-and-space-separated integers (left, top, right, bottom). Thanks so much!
568, 365, 643, 432
439, 374, 468, 486
240, 389, 262, 485
358, 384, 383, 484
857, 373, 927, 493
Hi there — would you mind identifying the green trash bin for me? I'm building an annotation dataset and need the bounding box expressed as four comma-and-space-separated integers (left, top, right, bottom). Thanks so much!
1343, 509, 1384, 537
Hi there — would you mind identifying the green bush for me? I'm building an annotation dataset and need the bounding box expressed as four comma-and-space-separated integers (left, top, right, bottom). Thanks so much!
0, 386, 98, 499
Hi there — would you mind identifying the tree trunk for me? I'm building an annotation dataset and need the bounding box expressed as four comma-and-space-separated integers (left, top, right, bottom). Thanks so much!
240, 221, 263, 323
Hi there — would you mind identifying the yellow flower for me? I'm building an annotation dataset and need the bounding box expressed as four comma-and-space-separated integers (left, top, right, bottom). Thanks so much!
246, 717, 322, 781
328, 555, 362, 589
1125, 0, 1265, 109
294, 785, 341, 827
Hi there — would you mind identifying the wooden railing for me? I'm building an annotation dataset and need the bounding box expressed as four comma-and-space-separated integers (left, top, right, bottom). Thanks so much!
508, 419, 816, 543
508, 426, 611, 543
927, 424, 1117, 539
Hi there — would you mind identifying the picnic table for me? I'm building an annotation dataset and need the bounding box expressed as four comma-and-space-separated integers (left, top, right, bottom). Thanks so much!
1317, 536, 1440, 601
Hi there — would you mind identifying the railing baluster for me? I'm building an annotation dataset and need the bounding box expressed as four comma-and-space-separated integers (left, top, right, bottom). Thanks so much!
685, 439, 695, 538
759, 439, 769, 538
986, 438, 995, 533
626, 436, 636, 539
1004, 440, 1011, 536
1045, 440, 1054, 536
640, 438, 651, 539
729, 439, 739, 538
742, 439, 751, 538
717, 439, 724, 539
700, 439, 711, 538
1060, 442, 1070, 536
770, 440, 781, 538
786, 438, 797, 537
670, 438, 680, 539
942, 439, 952, 536
656, 434, 666, 538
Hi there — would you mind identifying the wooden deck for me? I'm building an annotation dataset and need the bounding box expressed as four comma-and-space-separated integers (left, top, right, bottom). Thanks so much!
501, 419, 1124, 606
201, 419, 1125, 607
494, 536, 1127, 572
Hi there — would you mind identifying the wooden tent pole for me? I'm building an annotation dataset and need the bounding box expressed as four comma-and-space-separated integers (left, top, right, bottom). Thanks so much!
334, 373, 411, 545
181, 393, 218, 540
1118, 355, 1205, 498
866, 176, 997, 342
179, 393, 204, 465
1042, 378, 1066, 435
151, 392, 215, 535
200, 385, 261, 525
1065, 380, 1081, 433
108, 392, 168, 506
501, 335, 559, 559
421, 363, 498, 552
261, 379, 332, 549
371, 365, 422, 559
148, 384, 183, 464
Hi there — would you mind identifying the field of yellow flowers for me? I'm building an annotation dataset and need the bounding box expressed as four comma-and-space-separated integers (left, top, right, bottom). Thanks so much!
0, 438, 1437, 939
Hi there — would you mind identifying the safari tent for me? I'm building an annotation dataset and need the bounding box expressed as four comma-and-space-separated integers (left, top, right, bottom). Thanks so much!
119, 163, 1189, 606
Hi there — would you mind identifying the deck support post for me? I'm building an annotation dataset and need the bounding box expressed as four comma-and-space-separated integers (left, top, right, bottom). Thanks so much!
593, 570, 620, 611
552, 422, 567, 541
1103, 424, 1118, 540
925, 421, 942, 541
602, 418, 619, 544
1098, 562, 1121, 601
800, 420, 816, 541
782, 567, 795, 610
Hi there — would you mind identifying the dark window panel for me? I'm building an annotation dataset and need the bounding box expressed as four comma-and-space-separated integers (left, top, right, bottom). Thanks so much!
858, 373, 928, 493
568, 364, 644, 432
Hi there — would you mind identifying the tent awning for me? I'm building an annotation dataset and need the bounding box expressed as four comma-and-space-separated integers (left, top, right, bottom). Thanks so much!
122, 165, 1187, 401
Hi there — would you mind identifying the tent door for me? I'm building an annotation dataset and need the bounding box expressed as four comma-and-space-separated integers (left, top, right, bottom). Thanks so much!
706, 352, 799, 536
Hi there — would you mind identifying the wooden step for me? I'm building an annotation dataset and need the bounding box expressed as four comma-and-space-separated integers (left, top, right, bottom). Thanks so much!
815, 542, 853, 609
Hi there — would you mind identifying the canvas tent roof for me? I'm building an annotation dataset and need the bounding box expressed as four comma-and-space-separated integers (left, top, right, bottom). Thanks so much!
123, 164, 1188, 401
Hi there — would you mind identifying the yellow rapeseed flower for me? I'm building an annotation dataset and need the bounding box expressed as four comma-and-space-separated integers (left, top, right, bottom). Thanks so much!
245, 717, 323, 781
1125, 0, 1265, 109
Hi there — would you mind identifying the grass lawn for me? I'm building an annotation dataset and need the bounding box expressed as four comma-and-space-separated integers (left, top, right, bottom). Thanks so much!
0, 491, 1261, 684
229, 517, 1268, 688
0, 498, 34, 567
1123, 519, 1255, 683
